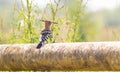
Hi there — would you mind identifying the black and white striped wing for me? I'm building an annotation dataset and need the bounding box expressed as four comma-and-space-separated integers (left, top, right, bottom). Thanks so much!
41, 30, 52, 42
37, 30, 52, 49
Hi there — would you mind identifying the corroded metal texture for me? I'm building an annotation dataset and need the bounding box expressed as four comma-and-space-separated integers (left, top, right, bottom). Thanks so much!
0, 42, 120, 70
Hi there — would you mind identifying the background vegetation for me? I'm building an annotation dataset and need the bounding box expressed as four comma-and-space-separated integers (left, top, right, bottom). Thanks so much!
0, 0, 120, 44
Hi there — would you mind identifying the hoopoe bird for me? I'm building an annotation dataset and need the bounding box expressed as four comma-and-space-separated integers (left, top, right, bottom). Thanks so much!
36, 20, 57, 49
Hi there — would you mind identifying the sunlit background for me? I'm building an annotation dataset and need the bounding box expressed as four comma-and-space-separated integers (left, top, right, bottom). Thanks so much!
87, 0, 120, 11
0, 0, 120, 44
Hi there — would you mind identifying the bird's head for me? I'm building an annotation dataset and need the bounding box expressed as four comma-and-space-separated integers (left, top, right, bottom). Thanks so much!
40, 20, 57, 30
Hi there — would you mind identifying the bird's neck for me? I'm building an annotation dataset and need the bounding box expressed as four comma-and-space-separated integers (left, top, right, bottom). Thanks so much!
44, 23, 51, 30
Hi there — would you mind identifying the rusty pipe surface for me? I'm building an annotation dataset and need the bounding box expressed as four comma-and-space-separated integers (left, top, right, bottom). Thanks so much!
0, 42, 120, 70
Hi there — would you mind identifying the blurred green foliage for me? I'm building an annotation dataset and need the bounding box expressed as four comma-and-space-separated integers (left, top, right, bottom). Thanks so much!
0, 3, 120, 71
66, 0, 88, 42
8, 0, 39, 43
0, 0, 99, 44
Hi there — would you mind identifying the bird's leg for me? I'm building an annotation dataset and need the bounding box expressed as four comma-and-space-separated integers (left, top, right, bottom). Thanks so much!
45, 40, 49, 44
49, 35, 54, 43
51, 36, 56, 43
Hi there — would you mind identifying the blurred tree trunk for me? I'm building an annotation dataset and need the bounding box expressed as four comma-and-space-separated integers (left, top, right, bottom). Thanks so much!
0, 42, 120, 70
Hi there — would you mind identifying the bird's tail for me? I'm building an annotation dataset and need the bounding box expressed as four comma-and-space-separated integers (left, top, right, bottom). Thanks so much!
36, 41, 44, 49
